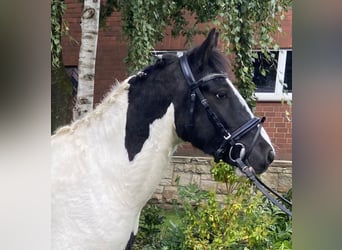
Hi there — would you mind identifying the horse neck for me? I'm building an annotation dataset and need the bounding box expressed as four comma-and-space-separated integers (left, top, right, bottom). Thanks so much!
51, 80, 132, 178
53, 77, 181, 204
124, 72, 181, 160
51, 77, 182, 249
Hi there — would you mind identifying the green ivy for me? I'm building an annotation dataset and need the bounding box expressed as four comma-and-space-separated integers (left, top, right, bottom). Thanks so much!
99, 0, 291, 107
51, 0, 67, 69
53, 0, 292, 105
213, 0, 292, 107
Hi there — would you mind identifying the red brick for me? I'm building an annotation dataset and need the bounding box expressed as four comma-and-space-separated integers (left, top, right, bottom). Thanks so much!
61, 1, 292, 160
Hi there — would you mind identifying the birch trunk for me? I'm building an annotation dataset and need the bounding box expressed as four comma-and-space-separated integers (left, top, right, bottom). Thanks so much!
73, 0, 100, 120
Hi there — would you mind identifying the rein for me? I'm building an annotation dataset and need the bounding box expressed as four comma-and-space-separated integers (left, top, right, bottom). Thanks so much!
179, 54, 292, 217
236, 158, 292, 216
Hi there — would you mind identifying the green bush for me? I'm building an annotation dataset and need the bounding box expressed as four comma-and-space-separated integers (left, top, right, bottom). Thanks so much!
133, 204, 186, 250
135, 161, 292, 249
133, 204, 165, 250
178, 161, 292, 249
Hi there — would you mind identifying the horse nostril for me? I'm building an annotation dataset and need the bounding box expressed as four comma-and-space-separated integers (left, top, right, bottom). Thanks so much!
267, 150, 275, 164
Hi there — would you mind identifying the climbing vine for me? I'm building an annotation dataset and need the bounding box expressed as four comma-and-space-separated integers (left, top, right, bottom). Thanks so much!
102, 0, 221, 73
99, 0, 292, 107
51, 0, 68, 69
214, 0, 292, 107
54, 0, 292, 107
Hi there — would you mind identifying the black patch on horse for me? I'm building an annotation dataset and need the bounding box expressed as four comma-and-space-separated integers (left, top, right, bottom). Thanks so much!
124, 28, 273, 173
125, 56, 177, 161
124, 232, 135, 250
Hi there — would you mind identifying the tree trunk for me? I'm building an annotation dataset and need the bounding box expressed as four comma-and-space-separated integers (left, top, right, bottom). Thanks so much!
73, 0, 101, 120
51, 62, 73, 133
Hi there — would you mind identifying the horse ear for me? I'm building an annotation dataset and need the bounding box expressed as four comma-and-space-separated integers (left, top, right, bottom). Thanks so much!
197, 28, 219, 65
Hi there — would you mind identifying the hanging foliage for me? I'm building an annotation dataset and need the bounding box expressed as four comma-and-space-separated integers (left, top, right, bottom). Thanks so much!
214, 0, 292, 106
99, 0, 291, 107
53, 0, 292, 107
51, 0, 68, 69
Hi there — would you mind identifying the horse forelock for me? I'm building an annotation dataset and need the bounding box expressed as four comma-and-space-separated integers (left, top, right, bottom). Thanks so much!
187, 47, 233, 79
207, 49, 232, 75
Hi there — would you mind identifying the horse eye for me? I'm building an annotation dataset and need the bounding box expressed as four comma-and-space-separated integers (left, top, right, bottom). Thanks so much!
216, 92, 227, 99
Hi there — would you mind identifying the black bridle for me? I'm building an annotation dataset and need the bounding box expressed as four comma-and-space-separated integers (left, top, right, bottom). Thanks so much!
179, 55, 292, 216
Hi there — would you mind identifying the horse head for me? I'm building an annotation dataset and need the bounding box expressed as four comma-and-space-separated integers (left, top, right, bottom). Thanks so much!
172, 29, 275, 174
126, 28, 274, 174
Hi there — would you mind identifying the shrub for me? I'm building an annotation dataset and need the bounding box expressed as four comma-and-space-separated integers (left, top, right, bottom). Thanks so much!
177, 161, 292, 249
133, 204, 165, 250
135, 161, 292, 249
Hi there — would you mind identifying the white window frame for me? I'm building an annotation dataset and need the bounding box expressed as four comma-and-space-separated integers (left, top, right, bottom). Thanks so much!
152, 50, 185, 59
255, 49, 292, 102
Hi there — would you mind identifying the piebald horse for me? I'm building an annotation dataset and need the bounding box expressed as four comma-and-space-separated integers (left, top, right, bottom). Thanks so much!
51, 29, 275, 250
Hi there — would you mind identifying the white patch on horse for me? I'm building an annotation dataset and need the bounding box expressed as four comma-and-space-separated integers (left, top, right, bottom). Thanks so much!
225, 78, 253, 118
51, 78, 180, 250
225, 78, 274, 151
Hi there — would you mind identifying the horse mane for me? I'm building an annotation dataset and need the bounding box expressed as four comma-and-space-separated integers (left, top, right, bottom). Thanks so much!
52, 78, 132, 137
129, 47, 233, 86
53, 45, 233, 137
129, 53, 179, 85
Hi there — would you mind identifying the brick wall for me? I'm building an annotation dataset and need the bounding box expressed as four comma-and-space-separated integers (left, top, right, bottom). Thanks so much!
150, 156, 292, 209
255, 102, 292, 160
62, 0, 129, 104
61, 2, 292, 160
173, 101, 293, 161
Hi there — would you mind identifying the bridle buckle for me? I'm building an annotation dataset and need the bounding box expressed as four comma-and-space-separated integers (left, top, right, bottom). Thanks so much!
223, 132, 231, 140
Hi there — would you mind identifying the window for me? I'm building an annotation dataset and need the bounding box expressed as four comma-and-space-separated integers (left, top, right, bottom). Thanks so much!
65, 66, 79, 106
253, 49, 292, 101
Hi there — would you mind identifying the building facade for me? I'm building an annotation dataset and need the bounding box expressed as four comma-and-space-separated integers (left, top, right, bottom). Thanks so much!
62, 0, 292, 160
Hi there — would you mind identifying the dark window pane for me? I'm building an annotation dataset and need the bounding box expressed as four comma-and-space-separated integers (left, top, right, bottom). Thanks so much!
253, 52, 278, 93
284, 51, 292, 93
65, 66, 78, 105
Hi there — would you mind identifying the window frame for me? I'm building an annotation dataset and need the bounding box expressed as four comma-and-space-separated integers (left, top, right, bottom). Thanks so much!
254, 49, 292, 102
151, 50, 185, 59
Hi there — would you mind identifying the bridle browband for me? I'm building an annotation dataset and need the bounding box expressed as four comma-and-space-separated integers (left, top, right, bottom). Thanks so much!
179, 54, 292, 216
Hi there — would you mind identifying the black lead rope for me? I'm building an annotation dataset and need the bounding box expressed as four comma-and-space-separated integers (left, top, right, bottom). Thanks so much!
236, 158, 292, 217
230, 119, 292, 217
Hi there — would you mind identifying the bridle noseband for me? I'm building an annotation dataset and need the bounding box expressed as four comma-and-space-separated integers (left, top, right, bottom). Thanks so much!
179, 55, 292, 217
